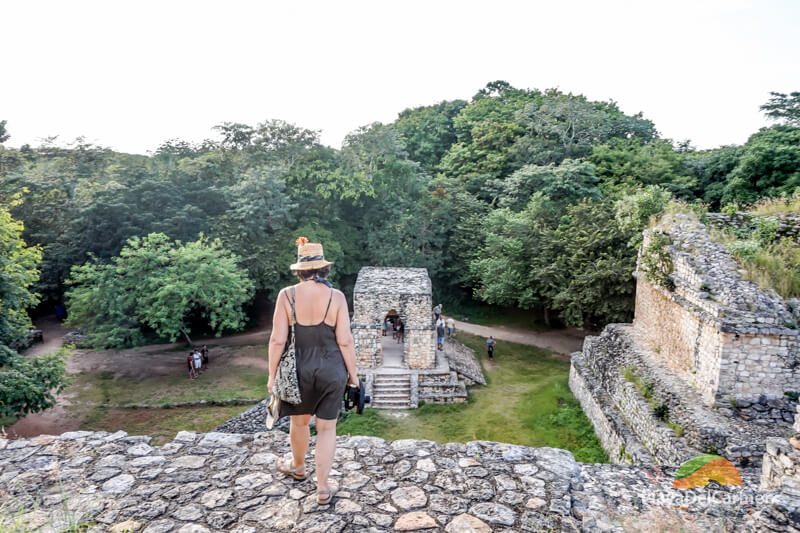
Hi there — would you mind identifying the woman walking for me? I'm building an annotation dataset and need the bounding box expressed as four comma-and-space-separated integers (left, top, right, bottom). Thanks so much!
267, 237, 359, 506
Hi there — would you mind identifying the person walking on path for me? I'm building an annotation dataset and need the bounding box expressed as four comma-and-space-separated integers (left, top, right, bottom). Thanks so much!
446, 316, 455, 337
396, 320, 405, 344
201, 345, 209, 367
187, 352, 196, 379
382, 319, 388, 337
268, 237, 359, 506
433, 303, 442, 323
436, 316, 446, 350
486, 336, 496, 360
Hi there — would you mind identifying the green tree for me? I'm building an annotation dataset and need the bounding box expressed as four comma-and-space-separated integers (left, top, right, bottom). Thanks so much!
0, 197, 43, 345
590, 138, 696, 199
722, 125, 800, 205
439, 81, 539, 188
495, 159, 600, 211
66, 233, 254, 347
213, 167, 297, 296
0, 120, 8, 144
512, 90, 655, 165
394, 100, 467, 172
760, 91, 800, 126
684, 146, 741, 209
0, 199, 67, 420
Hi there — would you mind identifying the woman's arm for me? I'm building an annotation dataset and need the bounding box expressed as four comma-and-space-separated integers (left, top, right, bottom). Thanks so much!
267, 288, 290, 391
334, 290, 359, 386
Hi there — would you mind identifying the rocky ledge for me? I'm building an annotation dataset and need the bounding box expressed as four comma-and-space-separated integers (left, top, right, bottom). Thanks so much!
0, 430, 783, 532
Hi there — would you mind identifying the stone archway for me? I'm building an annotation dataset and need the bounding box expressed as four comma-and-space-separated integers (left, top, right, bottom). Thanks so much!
380, 308, 407, 368
352, 267, 436, 370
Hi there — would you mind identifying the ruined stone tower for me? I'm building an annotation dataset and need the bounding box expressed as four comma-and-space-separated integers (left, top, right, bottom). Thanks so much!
351, 266, 435, 369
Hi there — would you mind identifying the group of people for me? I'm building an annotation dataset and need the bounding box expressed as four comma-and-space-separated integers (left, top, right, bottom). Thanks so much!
186, 345, 210, 379
433, 303, 455, 351
382, 317, 405, 343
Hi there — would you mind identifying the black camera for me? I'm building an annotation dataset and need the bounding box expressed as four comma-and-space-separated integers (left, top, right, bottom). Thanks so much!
343, 381, 370, 414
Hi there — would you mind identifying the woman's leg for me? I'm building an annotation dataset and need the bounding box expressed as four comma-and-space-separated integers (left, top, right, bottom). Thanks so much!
289, 414, 312, 469
314, 417, 337, 492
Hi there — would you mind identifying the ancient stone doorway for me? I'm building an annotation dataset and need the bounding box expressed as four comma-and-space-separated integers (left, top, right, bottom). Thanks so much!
381, 309, 406, 369
352, 266, 435, 370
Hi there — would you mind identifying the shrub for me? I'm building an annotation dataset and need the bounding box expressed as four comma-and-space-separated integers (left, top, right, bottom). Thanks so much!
640, 232, 675, 291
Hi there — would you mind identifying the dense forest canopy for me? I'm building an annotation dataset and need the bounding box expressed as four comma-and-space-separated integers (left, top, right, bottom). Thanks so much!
1, 83, 799, 350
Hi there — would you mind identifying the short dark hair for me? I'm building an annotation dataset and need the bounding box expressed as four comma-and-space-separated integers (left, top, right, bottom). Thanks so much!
294, 266, 331, 280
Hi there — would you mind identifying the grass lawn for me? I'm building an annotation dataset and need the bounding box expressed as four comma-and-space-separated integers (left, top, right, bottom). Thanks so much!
70, 365, 266, 406
443, 301, 551, 331
49, 347, 268, 443
338, 333, 608, 463
82, 405, 247, 445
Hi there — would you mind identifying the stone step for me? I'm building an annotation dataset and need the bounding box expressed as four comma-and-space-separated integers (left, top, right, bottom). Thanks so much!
372, 386, 411, 394
374, 392, 410, 400
372, 400, 412, 409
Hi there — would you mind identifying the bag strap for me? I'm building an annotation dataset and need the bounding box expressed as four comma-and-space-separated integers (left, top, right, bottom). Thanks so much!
288, 287, 297, 326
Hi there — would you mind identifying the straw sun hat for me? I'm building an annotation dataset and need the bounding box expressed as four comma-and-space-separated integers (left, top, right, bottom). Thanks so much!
289, 236, 334, 271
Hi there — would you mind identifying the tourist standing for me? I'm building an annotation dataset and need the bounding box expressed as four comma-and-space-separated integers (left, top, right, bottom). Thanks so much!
192, 350, 202, 374
436, 316, 446, 350
446, 316, 455, 337
187, 352, 196, 379
382, 319, 388, 337
396, 320, 405, 344
267, 237, 359, 505
201, 345, 209, 367
433, 303, 442, 323
486, 336, 495, 360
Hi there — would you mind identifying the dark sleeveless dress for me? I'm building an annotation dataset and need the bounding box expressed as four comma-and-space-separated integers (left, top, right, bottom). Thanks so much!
279, 286, 348, 420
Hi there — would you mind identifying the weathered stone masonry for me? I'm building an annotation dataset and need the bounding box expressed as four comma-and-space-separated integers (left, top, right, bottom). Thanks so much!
352, 267, 435, 370
0, 431, 774, 532
635, 216, 799, 407
570, 212, 800, 531
569, 211, 800, 532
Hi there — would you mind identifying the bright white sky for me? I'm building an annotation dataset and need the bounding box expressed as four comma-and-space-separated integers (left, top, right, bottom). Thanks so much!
2, 0, 798, 154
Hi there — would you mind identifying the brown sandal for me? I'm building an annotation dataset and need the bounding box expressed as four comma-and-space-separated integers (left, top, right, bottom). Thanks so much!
316, 485, 337, 505
276, 458, 307, 481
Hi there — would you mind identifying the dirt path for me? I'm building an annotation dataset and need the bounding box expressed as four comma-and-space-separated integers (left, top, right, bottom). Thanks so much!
22, 315, 67, 357
452, 319, 589, 357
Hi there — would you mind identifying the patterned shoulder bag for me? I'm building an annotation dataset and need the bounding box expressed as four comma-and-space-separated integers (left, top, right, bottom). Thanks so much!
274, 287, 302, 405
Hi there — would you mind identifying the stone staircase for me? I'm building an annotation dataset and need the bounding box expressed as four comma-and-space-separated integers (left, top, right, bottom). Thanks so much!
371, 373, 412, 409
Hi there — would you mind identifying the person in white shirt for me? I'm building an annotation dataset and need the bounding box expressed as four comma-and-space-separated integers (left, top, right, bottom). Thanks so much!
446, 316, 455, 337
192, 350, 202, 373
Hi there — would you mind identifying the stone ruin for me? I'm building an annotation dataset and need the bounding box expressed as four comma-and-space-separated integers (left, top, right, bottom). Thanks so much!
352, 267, 435, 370
350, 267, 485, 409
570, 212, 800, 530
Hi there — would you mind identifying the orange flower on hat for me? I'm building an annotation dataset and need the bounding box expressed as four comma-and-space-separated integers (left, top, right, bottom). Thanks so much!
295, 236, 309, 246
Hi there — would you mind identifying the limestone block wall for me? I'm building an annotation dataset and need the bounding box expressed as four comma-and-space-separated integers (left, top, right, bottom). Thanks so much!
569, 359, 652, 464
570, 324, 789, 467
635, 217, 800, 408
761, 406, 800, 489
417, 371, 468, 404
353, 325, 382, 368
706, 211, 800, 244
351, 267, 435, 369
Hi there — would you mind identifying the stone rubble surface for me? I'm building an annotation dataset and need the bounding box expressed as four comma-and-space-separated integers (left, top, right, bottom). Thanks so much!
0, 430, 782, 532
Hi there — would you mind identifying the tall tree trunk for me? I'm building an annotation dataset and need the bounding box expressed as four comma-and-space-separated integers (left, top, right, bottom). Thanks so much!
181, 328, 193, 347
543, 307, 551, 328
